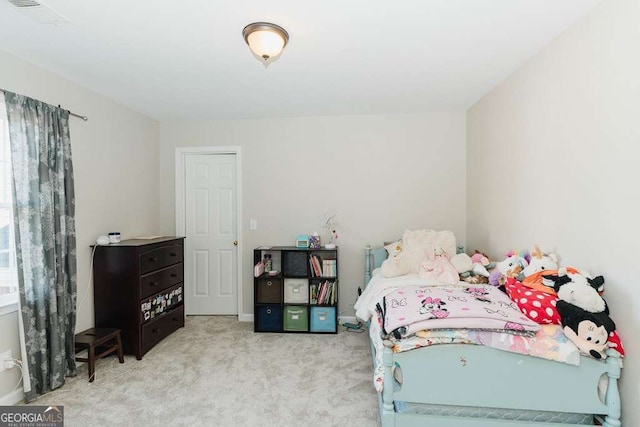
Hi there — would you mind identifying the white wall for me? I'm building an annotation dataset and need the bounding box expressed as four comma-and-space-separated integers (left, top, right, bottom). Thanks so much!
467, 0, 639, 424
0, 50, 159, 403
159, 113, 467, 317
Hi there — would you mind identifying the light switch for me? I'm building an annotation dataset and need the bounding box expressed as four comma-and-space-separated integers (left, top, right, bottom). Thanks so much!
249, 219, 258, 230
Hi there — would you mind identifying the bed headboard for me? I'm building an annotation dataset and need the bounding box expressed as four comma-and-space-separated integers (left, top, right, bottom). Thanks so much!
364, 245, 388, 285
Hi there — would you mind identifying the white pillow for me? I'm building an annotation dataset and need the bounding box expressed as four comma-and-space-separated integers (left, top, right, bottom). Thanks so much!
381, 229, 457, 277
380, 254, 412, 277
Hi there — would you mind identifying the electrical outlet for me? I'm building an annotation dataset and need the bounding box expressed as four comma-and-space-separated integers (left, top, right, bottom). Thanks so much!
0, 350, 11, 373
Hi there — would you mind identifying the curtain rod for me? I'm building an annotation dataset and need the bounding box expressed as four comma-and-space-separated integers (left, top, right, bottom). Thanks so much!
68, 110, 88, 121
0, 90, 88, 121
58, 105, 88, 121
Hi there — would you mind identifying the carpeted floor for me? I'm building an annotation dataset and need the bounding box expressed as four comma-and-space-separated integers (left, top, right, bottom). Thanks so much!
29, 316, 380, 426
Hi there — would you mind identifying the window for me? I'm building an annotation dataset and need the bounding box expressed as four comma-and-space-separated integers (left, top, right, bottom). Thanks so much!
0, 113, 18, 311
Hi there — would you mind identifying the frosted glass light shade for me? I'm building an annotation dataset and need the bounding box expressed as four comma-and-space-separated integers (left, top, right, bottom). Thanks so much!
247, 30, 285, 59
243, 22, 289, 68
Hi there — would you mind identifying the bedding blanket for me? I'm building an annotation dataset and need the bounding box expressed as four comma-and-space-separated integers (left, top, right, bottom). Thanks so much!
367, 309, 580, 393
392, 325, 581, 366
356, 270, 582, 393
383, 285, 541, 337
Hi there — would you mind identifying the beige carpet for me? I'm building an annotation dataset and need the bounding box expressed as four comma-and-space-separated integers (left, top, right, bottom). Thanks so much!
29, 316, 380, 426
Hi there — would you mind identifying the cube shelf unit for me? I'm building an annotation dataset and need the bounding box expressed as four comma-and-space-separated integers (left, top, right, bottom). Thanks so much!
253, 246, 338, 334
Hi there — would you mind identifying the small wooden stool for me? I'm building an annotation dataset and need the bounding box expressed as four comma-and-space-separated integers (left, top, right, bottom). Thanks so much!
74, 328, 124, 382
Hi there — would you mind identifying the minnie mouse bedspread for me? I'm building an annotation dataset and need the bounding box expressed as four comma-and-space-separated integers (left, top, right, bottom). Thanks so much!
383, 284, 541, 338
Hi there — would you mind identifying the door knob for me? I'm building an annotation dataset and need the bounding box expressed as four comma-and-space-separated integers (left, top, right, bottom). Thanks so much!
233, 240, 238, 246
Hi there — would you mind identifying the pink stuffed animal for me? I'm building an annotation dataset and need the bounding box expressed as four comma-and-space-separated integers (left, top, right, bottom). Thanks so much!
471, 251, 490, 266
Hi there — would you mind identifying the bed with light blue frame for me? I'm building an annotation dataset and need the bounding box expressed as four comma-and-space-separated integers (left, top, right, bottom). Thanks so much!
364, 245, 623, 427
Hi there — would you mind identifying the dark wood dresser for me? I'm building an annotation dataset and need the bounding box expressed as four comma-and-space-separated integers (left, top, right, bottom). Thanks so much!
92, 236, 185, 360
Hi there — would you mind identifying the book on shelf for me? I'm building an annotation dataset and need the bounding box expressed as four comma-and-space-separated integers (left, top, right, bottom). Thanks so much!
323, 281, 328, 303
332, 281, 337, 304
309, 254, 337, 278
318, 281, 326, 304
322, 259, 337, 278
309, 254, 323, 277
313, 280, 336, 305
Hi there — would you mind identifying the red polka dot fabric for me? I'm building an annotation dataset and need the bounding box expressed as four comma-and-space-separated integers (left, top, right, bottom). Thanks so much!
505, 278, 561, 324
505, 278, 625, 357
608, 331, 626, 356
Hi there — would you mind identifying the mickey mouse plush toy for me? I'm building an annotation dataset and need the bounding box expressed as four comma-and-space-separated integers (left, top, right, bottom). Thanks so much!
555, 300, 615, 359
544, 268, 616, 360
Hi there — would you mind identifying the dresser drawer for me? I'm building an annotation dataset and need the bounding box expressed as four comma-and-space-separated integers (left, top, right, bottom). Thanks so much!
140, 263, 184, 299
141, 284, 183, 324
139, 244, 183, 274
141, 305, 184, 354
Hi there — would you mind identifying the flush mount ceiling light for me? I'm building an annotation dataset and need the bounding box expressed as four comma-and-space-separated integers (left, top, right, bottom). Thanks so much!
242, 22, 289, 68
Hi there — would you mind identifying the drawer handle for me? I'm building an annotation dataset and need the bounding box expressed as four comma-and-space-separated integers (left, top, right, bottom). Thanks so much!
266, 281, 272, 286
173, 316, 181, 322
170, 273, 178, 278
170, 252, 177, 257
150, 281, 159, 287
152, 328, 161, 334
266, 308, 272, 314
149, 256, 158, 262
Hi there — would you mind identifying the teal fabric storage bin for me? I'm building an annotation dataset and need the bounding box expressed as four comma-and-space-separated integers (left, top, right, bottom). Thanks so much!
283, 306, 308, 331
310, 306, 336, 332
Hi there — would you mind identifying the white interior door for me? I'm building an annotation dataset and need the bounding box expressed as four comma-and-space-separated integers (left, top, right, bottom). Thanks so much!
184, 153, 238, 315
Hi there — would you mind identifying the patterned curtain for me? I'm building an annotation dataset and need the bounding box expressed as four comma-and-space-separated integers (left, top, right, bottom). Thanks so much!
3, 91, 77, 402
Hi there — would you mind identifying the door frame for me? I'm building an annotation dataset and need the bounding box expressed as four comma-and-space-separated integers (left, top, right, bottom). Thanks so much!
175, 146, 245, 320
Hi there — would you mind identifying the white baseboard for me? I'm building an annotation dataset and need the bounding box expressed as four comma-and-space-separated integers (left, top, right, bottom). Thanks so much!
0, 388, 24, 405
338, 315, 357, 325
238, 313, 253, 322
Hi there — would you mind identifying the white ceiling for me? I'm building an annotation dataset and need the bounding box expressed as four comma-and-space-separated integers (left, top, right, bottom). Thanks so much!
0, 0, 601, 120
